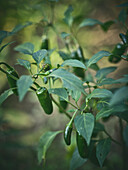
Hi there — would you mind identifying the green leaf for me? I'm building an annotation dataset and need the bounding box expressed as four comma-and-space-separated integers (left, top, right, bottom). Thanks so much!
123, 125, 128, 147
97, 78, 116, 86
61, 32, 70, 39
48, 88, 68, 101
113, 111, 128, 123
11, 21, 32, 34
115, 75, 128, 83
63, 5, 73, 27
110, 87, 128, 106
96, 138, 111, 167
58, 51, 70, 60
38, 131, 62, 164
79, 18, 102, 28
0, 89, 13, 105
32, 49, 47, 65
14, 42, 34, 55
95, 67, 117, 80
87, 51, 110, 68
70, 149, 87, 170
71, 90, 81, 103
118, 9, 127, 24
93, 122, 105, 133
48, 69, 86, 95
96, 108, 114, 120
100, 20, 115, 32
17, 59, 31, 70
61, 59, 86, 69
17, 75, 33, 101
74, 113, 95, 145
0, 41, 15, 52
0, 31, 10, 44
87, 89, 113, 100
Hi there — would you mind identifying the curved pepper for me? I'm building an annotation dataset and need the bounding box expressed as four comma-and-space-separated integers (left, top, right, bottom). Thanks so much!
64, 122, 72, 145
36, 87, 53, 114
76, 131, 88, 158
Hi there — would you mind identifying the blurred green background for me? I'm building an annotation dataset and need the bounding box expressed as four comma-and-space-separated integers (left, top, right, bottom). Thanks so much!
0, 0, 127, 170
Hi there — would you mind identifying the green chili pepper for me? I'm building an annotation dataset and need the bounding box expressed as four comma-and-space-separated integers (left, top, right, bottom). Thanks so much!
0, 62, 19, 95
77, 46, 85, 63
40, 36, 49, 50
76, 131, 88, 158
109, 43, 126, 63
64, 122, 72, 145
36, 87, 53, 115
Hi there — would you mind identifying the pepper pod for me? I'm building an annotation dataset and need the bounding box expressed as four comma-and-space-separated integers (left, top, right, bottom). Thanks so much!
64, 122, 73, 145
36, 87, 53, 115
40, 35, 49, 50
76, 131, 88, 158
109, 43, 126, 63
0, 62, 19, 95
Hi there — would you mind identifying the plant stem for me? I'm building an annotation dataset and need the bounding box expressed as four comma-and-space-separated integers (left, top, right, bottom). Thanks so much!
104, 129, 121, 145
51, 96, 71, 119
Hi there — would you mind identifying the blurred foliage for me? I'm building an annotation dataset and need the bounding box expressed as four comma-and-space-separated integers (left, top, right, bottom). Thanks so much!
0, 0, 127, 170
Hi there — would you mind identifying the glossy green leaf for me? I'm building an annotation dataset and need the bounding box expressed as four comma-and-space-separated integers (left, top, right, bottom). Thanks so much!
61, 59, 86, 69
71, 90, 81, 103
110, 86, 128, 106
14, 42, 34, 55
97, 78, 116, 86
17, 75, 33, 101
95, 67, 117, 80
87, 51, 110, 68
0, 89, 13, 105
96, 138, 111, 167
96, 108, 114, 120
74, 113, 95, 145
32, 49, 47, 64
17, 59, 31, 70
48, 88, 68, 101
38, 131, 62, 164
87, 89, 113, 100
79, 18, 102, 28
48, 69, 86, 95
70, 149, 87, 170
0, 41, 15, 52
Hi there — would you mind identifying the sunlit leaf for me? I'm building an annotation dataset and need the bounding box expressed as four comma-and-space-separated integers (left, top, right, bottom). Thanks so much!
61, 59, 86, 69
17, 75, 33, 101
48, 88, 68, 101
96, 138, 111, 167
17, 59, 31, 70
79, 18, 102, 28
87, 51, 110, 68
32, 49, 47, 64
14, 42, 34, 55
74, 113, 95, 145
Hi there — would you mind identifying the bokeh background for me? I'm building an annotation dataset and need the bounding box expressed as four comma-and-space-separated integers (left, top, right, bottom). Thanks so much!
0, 0, 128, 170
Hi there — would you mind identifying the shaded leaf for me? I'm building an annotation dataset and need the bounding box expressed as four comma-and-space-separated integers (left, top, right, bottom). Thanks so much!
100, 20, 115, 32
96, 138, 111, 167
97, 78, 117, 86
95, 67, 117, 80
11, 22, 32, 34
0, 41, 15, 52
87, 89, 113, 100
93, 122, 105, 133
17, 75, 33, 101
79, 18, 102, 28
14, 42, 34, 55
96, 108, 114, 120
17, 59, 31, 70
0, 89, 13, 105
63, 5, 73, 27
61, 32, 70, 39
70, 149, 87, 170
123, 125, 128, 147
48, 88, 68, 101
74, 113, 95, 145
58, 51, 70, 60
38, 131, 62, 164
110, 86, 128, 106
32, 49, 47, 65
87, 51, 110, 68
115, 75, 128, 83
0, 31, 10, 44
48, 69, 86, 95
61, 59, 86, 69
118, 9, 127, 24
117, 2, 128, 7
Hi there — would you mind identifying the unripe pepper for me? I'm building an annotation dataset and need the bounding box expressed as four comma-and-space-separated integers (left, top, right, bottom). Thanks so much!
40, 36, 49, 50
64, 122, 73, 145
36, 87, 53, 115
76, 131, 88, 158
